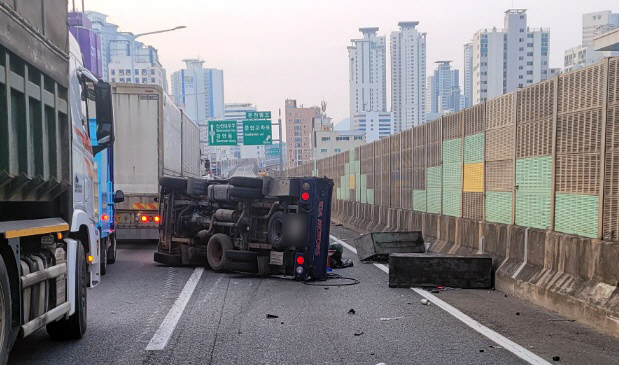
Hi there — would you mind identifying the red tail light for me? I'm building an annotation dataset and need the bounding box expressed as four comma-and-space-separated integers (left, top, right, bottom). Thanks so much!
148, 216, 154, 222
141, 215, 148, 222
101, 214, 109, 221
154, 215, 161, 223
296, 256, 305, 265
301, 192, 310, 201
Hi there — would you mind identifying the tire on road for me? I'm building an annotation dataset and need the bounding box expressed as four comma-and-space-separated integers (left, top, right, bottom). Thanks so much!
107, 234, 117, 264
47, 242, 87, 340
154, 251, 182, 266
159, 176, 188, 191
225, 250, 258, 263
224, 260, 258, 273
100, 237, 108, 275
229, 187, 263, 200
0, 256, 12, 364
229, 176, 263, 189
268, 211, 284, 250
207, 234, 233, 272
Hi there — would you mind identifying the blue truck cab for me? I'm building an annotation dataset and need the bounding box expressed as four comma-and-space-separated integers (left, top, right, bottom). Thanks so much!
90, 118, 123, 274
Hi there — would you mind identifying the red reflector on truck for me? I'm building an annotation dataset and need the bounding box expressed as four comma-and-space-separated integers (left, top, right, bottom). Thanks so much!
301, 192, 310, 201
101, 214, 109, 221
296, 256, 305, 265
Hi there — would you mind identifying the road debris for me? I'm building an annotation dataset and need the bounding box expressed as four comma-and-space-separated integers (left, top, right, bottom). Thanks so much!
379, 317, 405, 321
552, 356, 560, 361
421, 299, 430, 305
354, 331, 364, 336
348, 308, 356, 315
489, 345, 503, 349
266, 314, 279, 319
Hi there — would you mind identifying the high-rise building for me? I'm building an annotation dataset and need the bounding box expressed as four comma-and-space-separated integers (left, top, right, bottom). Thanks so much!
564, 10, 619, 72
315, 130, 365, 159
85, 11, 167, 90
352, 111, 392, 143
171, 59, 225, 123
391, 21, 426, 132
472, 9, 552, 104
348, 27, 387, 127
285, 99, 320, 168
463, 43, 474, 108
426, 61, 461, 122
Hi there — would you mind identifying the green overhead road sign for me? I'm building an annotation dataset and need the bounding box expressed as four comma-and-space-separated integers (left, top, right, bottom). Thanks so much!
243, 120, 272, 145
246, 111, 271, 119
269, 148, 280, 156
208, 120, 237, 146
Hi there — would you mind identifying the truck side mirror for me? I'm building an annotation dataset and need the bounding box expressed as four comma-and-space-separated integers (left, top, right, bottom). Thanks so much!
113, 190, 124, 203
95, 81, 114, 148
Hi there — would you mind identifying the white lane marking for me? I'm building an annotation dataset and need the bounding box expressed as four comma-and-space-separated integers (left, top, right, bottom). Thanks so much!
335, 234, 551, 365
146, 267, 205, 351
330, 235, 357, 254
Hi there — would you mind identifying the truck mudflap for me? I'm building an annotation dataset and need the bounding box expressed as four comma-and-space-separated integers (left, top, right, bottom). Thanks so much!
293, 177, 334, 281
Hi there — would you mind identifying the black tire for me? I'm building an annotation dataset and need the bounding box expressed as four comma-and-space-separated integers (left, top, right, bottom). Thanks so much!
228, 187, 263, 200
154, 251, 182, 266
225, 250, 258, 263
159, 176, 188, 191
229, 176, 263, 189
206, 234, 233, 272
268, 211, 284, 250
224, 260, 258, 273
47, 242, 87, 340
100, 237, 108, 276
107, 235, 117, 264
0, 256, 12, 364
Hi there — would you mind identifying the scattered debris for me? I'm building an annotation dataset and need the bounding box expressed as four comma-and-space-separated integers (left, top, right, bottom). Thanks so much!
421, 299, 430, 305
348, 309, 356, 315
370, 353, 375, 356
479, 349, 485, 353
515, 312, 520, 316
379, 317, 405, 321
547, 319, 575, 322
504, 294, 508, 298
266, 314, 279, 319
552, 356, 560, 361
354, 331, 364, 336
111, 311, 116, 315
324, 287, 329, 290
489, 345, 503, 349
281, 322, 284, 325
431, 290, 440, 293
376, 363, 387, 365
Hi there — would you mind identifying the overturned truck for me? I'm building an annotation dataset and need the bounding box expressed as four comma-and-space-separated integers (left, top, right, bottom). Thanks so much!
154, 176, 334, 281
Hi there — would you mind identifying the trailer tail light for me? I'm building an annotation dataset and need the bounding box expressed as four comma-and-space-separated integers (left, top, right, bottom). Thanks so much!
301, 192, 310, 201
101, 214, 109, 221
296, 256, 305, 265
141, 215, 148, 222
154, 215, 161, 223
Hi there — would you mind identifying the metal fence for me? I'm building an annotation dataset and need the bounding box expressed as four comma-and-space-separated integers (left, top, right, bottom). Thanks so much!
287, 57, 619, 241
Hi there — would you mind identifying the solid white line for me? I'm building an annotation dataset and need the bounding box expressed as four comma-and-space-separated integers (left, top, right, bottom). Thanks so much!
329, 235, 357, 254
335, 234, 551, 365
146, 267, 205, 351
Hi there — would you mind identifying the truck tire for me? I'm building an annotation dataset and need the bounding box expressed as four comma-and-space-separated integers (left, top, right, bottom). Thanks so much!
229, 176, 263, 189
0, 256, 12, 365
154, 251, 182, 266
47, 242, 87, 340
229, 187, 263, 200
268, 211, 284, 250
159, 176, 188, 191
225, 250, 258, 263
224, 260, 258, 273
100, 237, 108, 276
107, 235, 117, 264
206, 234, 233, 272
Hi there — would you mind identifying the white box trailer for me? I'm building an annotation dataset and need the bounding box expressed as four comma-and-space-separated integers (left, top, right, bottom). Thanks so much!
112, 84, 199, 241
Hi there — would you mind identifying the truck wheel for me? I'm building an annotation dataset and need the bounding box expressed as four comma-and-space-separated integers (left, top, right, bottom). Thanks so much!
207, 234, 233, 272
229, 187, 263, 200
100, 238, 108, 276
229, 176, 263, 189
107, 235, 117, 264
225, 250, 258, 263
0, 257, 12, 364
47, 243, 87, 340
268, 211, 284, 250
224, 260, 258, 273
159, 176, 188, 191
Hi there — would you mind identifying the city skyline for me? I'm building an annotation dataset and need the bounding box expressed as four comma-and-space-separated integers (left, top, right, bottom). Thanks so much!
85, 0, 614, 125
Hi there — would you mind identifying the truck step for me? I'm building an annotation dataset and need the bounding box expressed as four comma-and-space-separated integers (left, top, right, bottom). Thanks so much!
388, 253, 493, 289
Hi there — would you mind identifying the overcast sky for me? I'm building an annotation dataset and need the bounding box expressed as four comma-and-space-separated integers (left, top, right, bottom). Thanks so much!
84, 0, 614, 125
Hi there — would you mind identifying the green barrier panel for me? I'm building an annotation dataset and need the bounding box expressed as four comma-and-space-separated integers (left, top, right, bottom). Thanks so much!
367, 188, 375, 205
464, 133, 484, 164
427, 166, 442, 189
515, 191, 551, 229
442, 189, 461, 217
442, 138, 462, 164
413, 190, 426, 212
427, 188, 441, 214
486, 191, 512, 224
443, 163, 462, 189
555, 193, 598, 238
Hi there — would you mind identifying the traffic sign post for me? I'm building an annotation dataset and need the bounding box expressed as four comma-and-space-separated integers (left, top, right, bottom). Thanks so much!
208, 120, 237, 146
243, 120, 272, 145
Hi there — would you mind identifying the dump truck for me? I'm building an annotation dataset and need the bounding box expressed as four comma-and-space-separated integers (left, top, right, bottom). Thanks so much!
0, 2, 114, 359
112, 84, 200, 241
155, 176, 334, 281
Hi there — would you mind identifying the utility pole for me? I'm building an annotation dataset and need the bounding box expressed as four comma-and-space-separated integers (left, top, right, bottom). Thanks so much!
275, 108, 284, 172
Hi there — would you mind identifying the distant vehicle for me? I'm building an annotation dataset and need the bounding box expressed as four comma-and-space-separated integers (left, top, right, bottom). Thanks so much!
155, 176, 333, 281
0, 4, 113, 359
111, 84, 200, 241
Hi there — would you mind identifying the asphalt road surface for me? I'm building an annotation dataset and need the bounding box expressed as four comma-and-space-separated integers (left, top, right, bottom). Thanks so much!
8, 226, 619, 364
